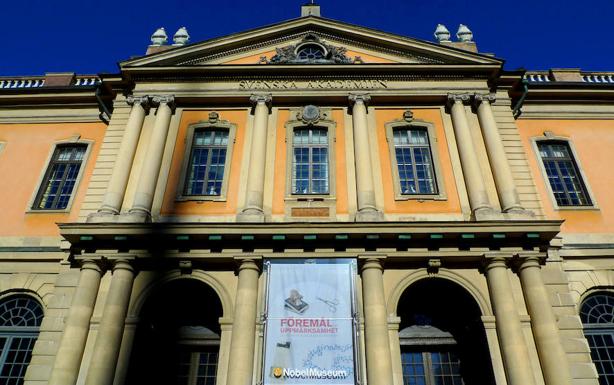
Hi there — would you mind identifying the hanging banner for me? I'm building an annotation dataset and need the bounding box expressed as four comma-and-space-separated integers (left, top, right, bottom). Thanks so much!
263, 259, 357, 385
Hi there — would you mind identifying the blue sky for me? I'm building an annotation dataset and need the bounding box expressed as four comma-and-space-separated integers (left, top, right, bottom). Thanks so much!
1, 0, 612, 76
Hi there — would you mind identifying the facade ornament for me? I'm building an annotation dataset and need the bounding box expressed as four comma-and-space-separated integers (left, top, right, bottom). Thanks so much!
172, 27, 190, 46
300, 105, 321, 125
269, 33, 352, 64
348, 93, 371, 108
403, 109, 414, 122
150, 27, 168, 46
427, 258, 442, 276
434, 24, 451, 42
447, 93, 471, 107
208, 111, 219, 124
456, 24, 473, 42
151, 95, 176, 113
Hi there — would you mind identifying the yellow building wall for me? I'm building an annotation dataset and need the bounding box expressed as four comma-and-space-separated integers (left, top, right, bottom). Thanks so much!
518, 119, 614, 233
0, 122, 105, 236
161, 109, 248, 216
374, 108, 462, 215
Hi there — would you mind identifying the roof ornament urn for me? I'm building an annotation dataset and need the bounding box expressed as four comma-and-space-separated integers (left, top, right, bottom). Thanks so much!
173, 27, 190, 46
151, 27, 168, 46
456, 24, 474, 42
434, 24, 451, 42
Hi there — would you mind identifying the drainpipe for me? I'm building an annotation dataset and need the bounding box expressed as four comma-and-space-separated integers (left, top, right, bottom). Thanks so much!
512, 78, 529, 119
95, 84, 111, 124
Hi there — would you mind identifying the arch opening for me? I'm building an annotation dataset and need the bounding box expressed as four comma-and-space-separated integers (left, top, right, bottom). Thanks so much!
397, 278, 495, 385
581, 291, 614, 385
126, 278, 223, 385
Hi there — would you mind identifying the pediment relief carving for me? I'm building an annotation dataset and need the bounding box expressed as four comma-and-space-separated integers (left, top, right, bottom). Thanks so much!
268, 33, 353, 64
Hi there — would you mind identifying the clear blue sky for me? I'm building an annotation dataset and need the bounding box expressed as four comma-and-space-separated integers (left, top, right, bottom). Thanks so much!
1, 0, 612, 76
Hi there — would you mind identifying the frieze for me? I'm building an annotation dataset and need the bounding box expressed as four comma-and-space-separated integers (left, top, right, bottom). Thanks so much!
238, 79, 388, 90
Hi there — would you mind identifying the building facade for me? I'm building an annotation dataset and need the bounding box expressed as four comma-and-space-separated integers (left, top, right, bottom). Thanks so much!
1, 4, 614, 385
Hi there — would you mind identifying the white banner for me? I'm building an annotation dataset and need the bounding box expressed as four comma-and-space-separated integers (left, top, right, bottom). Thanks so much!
263, 259, 356, 385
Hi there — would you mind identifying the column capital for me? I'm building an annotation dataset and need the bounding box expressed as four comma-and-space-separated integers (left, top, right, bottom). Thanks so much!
517, 255, 543, 271
474, 93, 497, 107
348, 93, 371, 109
234, 255, 262, 273
249, 93, 272, 114
359, 254, 386, 272
483, 253, 511, 270
447, 93, 471, 107
151, 95, 176, 113
126, 95, 151, 111
80, 259, 103, 273
111, 258, 135, 273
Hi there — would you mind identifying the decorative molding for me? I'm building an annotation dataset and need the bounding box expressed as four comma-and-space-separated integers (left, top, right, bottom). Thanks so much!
299, 105, 321, 125
403, 109, 414, 122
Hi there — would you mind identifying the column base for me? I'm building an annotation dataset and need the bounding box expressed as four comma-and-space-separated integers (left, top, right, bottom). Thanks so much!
473, 207, 503, 221
117, 210, 151, 223
236, 209, 265, 223
503, 208, 535, 220
355, 209, 384, 222
86, 211, 119, 223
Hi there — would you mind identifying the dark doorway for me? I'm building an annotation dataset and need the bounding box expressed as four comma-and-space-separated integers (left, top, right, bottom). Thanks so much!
397, 278, 495, 385
126, 279, 223, 385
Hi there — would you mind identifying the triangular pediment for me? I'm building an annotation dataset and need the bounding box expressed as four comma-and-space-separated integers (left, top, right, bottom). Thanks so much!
121, 16, 502, 69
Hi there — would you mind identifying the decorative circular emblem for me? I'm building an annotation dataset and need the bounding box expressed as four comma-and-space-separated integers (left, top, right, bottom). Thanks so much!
273, 367, 283, 378
302, 105, 320, 124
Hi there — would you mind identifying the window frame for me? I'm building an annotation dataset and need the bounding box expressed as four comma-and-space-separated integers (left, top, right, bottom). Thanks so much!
176, 119, 236, 202
27, 137, 93, 213
581, 292, 614, 385
284, 118, 337, 201
385, 119, 447, 201
531, 134, 598, 210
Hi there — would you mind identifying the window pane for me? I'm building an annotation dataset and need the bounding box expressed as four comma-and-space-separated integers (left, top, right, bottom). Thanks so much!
34, 144, 86, 210
291, 127, 329, 195
184, 129, 228, 196
394, 127, 437, 195
538, 141, 591, 206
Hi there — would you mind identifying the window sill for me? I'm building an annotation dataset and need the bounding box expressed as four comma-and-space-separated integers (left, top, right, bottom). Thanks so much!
394, 194, 447, 202
176, 195, 228, 203
553, 205, 600, 211
26, 208, 72, 214
284, 195, 336, 202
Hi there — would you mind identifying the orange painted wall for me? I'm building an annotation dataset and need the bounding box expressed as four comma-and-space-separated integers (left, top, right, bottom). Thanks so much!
374, 108, 462, 215
161, 110, 248, 216
272, 109, 349, 215
518, 119, 614, 233
0, 122, 106, 236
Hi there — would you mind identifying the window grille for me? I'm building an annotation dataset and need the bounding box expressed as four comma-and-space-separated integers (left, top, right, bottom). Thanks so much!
537, 141, 591, 206
291, 127, 329, 195
0, 296, 43, 385
393, 128, 437, 195
184, 129, 229, 196
582, 293, 614, 385
33, 144, 87, 210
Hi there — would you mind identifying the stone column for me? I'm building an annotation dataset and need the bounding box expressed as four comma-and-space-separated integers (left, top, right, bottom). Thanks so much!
518, 256, 573, 385
127, 95, 175, 221
84, 259, 135, 385
226, 258, 260, 385
349, 94, 382, 221
48, 260, 102, 385
475, 94, 524, 212
484, 256, 536, 385
238, 94, 271, 222
448, 94, 492, 216
361, 257, 394, 385
95, 96, 150, 217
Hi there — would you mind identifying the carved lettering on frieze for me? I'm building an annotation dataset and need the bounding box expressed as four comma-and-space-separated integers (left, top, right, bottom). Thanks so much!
238, 79, 388, 90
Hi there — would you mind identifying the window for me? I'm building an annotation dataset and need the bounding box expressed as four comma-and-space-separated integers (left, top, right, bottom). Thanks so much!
537, 141, 591, 207
400, 325, 463, 385
176, 345, 219, 385
291, 127, 329, 195
581, 293, 614, 385
33, 144, 87, 210
393, 128, 438, 195
296, 44, 325, 62
386, 120, 446, 201
184, 129, 229, 196
0, 295, 44, 385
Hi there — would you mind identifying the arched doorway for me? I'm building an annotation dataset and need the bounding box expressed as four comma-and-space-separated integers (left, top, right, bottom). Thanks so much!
397, 278, 495, 385
126, 279, 223, 385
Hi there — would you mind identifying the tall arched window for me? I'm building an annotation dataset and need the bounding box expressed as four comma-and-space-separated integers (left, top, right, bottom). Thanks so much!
0, 295, 44, 385
581, 293, 614, 385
